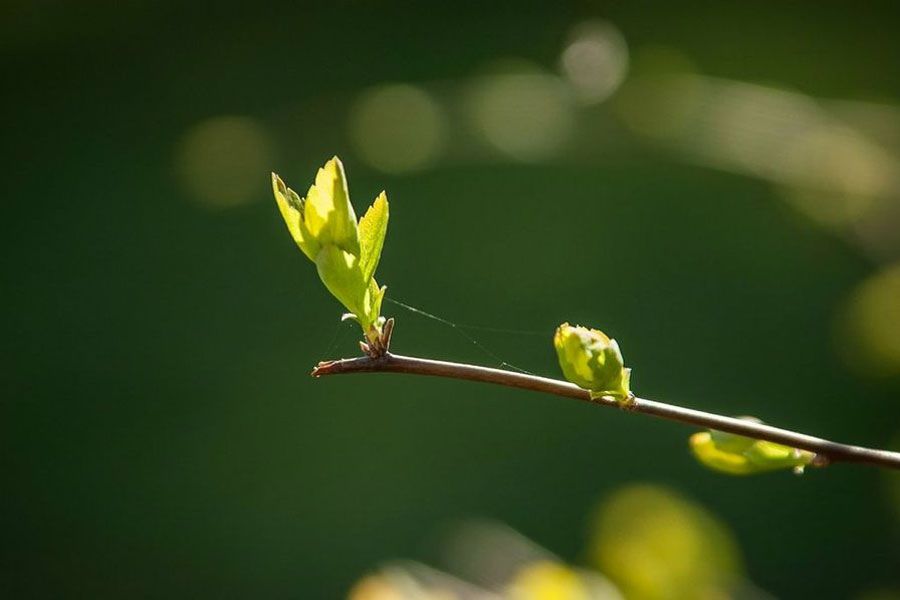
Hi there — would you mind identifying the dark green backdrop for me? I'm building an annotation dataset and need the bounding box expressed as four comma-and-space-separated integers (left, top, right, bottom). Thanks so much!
3, 1, 899, 598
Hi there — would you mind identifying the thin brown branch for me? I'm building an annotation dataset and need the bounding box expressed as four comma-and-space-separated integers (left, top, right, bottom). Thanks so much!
312, 353, 900, 471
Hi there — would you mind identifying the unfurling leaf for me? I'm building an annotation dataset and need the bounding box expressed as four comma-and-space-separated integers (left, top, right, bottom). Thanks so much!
690, 418, 815, 475
554, 323, 631, 401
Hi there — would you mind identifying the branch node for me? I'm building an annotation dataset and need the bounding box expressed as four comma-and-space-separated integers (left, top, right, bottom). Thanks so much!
362, 318, 395, 358
617, 392, 638, 411
310, 360, 336, 377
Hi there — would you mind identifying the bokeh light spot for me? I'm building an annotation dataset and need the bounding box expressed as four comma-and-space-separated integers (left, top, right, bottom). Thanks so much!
611, 46, 699, 141
781, 188, 876, 230
349, 84, 446, 173
782, 125, 892, 199
347, 574, 407, 600
560, 20, 629, 105
836, 263, 900, 376
466, 66, 575, 162
176, 115, 274, 209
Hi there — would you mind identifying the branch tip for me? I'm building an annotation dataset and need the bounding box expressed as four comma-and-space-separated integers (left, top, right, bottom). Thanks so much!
311, 360, 337, 377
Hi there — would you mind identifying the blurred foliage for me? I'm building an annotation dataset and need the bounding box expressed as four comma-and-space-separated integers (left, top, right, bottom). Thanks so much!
588, 485, 742, 600
837, 263, 900, 377
345, 484, 748, 599
2, 1, 900, 598
507, 562, 594, 600
689, 422, 815, 476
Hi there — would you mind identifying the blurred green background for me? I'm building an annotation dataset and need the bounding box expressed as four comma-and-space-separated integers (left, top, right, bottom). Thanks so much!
3, 1, 900, 598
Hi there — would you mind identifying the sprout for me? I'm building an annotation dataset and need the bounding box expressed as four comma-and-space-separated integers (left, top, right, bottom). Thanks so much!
273, 157, 391, 354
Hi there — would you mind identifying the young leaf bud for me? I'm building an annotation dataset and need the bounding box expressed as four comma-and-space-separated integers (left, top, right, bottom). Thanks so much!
554, 323, 631, 401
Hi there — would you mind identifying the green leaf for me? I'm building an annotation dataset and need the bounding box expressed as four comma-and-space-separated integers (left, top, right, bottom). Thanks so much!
690, 419, 815, 476
358, 192, 389, 283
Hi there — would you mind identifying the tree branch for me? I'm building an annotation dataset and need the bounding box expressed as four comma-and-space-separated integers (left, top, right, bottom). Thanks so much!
312, 353, 900, 471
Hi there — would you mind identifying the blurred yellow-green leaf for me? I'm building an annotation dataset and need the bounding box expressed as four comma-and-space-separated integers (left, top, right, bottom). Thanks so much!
588, 484, 743, 600
690, 420, 815, 476
507, 561, 592, 600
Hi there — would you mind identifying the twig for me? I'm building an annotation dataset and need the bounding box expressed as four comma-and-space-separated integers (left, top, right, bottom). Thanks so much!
312, 353, 900, 471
